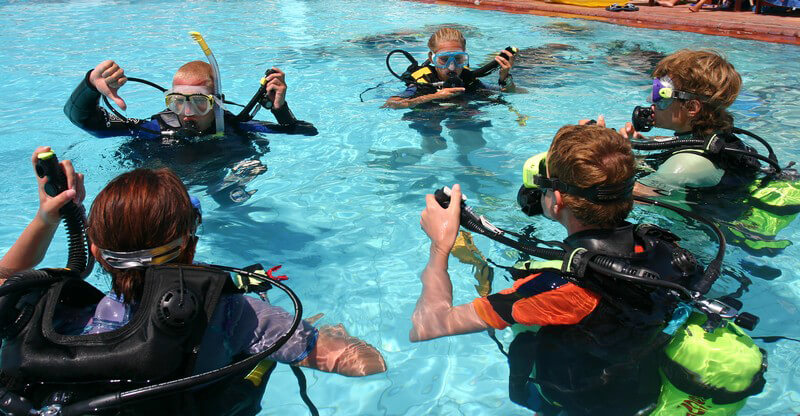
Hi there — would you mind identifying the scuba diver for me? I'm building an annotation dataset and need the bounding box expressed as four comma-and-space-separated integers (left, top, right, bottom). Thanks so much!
380, 27, 518, 159
0, 148, 386, 415
412, 125, 766, 415
64, 33, 318, 205
612, 49, 800, 257
65, 59, 317, 140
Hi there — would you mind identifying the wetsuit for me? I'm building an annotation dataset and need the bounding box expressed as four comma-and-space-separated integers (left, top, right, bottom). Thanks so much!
471, 223, 699, 415
64, 70, 318, 141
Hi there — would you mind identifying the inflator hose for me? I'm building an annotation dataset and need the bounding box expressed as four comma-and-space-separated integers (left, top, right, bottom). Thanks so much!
62, 202, 90, 276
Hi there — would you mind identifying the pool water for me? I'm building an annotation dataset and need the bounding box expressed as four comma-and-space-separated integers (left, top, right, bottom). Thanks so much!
1, 0, 800, 414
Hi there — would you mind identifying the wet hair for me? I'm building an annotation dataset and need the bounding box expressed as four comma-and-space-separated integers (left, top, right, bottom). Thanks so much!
88, 168, 196, 303
547, 125, 635, 228
173, 60, 215, 88
428, 27, 466, 51
653, 50, 741, 134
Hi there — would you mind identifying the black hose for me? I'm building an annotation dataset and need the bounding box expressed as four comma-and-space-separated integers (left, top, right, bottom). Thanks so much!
732, 127, 779, 165
631, 133, 782, 172
636, 197, 725, 295
290, 366, 319, 416
587, 261, 693, 300
0, 270, 60, 298
631, 139, 704, 150
61, 202, 90, 275
386, 49, 419, 81
59, 266, 303, 416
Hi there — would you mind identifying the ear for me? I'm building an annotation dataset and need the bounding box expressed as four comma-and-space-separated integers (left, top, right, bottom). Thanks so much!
685, 100, 702, 118
90, 243, 101, 260
552, 190, 564, 215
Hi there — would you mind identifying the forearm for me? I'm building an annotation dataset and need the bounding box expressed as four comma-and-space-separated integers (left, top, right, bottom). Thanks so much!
410, 247, 455, 341
63, 70, 131, 137
297, 325, 386, 376
384, 94, 437, 109
0, 215, 58, 282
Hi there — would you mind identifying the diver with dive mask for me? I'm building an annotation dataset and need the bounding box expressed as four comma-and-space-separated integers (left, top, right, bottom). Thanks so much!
413, 125, 765, 415
383, 27, 517, 109
0, 150, 386, 416
64, 32, 317, 142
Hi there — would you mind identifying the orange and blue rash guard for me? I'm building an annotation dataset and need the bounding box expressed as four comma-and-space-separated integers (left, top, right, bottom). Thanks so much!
472, 269, 601, 329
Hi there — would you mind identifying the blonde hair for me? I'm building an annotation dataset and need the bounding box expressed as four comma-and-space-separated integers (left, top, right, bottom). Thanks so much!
653, 50, 741, 134
427, 27, 466, 51
172, 60, 215, 88
547, 125, 635, 228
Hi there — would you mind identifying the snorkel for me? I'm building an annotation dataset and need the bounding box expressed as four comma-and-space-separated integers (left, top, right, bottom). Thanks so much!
189, 31, 224, 136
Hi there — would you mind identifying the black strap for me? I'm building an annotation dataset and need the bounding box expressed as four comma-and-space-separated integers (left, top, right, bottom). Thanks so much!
289, 366, 319, 416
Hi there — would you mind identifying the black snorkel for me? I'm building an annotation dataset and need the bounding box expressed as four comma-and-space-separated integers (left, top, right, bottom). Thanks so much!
433, 186, 758, 331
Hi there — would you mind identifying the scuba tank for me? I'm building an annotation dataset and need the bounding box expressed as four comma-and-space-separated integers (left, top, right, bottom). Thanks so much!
654, 312, 766, 415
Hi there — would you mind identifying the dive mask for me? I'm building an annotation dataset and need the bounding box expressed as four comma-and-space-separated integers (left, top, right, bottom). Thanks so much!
165, 86, 216, 116
432, 51, 469, 69
521, 151, 635, 205
649, 76, 707, 110
98, 196, 203, 270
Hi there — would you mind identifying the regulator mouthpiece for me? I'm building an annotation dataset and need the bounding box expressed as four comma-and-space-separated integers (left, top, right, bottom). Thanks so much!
632, 106, 655, 132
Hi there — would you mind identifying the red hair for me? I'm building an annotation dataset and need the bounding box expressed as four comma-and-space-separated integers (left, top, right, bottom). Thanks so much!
88, 168, 196, 302
173, 60, 215, 88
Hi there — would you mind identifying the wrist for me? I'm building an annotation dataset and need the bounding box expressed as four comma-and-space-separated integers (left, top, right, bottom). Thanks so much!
35, 210, 60, 228
499, 74, 513, 87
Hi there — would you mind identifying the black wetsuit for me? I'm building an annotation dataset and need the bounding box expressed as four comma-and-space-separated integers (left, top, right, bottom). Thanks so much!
64, 70, 317, 142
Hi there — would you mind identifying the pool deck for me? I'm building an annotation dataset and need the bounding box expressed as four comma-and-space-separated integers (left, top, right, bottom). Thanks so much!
408, 0, 800, 44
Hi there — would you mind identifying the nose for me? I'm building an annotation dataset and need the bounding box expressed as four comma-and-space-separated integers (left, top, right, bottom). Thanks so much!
183, 104, 195, 116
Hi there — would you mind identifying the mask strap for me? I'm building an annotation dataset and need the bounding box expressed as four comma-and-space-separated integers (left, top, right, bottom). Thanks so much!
99, 236, 187, 270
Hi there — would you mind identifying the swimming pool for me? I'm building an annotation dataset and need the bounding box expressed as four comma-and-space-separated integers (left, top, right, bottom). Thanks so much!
1, 0, 799, 414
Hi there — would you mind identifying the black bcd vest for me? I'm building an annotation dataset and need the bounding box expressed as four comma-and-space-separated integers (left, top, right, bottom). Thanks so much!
0, 264, 269, 416
509, 223, 704, 416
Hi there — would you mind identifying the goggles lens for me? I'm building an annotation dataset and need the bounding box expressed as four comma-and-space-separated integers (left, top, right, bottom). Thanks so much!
165, 93, 214, 115
432, 51, 469, 69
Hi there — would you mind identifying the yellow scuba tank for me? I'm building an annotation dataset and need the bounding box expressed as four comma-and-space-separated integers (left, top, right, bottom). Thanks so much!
652, 312, 766, 415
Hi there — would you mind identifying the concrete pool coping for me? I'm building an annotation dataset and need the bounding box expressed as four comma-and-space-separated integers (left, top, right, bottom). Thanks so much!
407, 0, 800, 45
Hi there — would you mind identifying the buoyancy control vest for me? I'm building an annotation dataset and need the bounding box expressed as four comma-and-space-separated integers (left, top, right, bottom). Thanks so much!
0, 264, 262, 416
403, 65, 484, 97
640, 131, 764, 190
508, 223, 705, 416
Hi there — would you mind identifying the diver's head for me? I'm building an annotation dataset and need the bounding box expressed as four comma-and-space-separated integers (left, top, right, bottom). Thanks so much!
428, 28, 468, 82
170, 61, 217, 133
650, 50, 741, 134
88, 168, 199, 303
540, 125, 635, 230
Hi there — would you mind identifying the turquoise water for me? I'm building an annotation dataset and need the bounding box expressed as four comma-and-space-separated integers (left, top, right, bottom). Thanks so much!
1, 0, 800, 414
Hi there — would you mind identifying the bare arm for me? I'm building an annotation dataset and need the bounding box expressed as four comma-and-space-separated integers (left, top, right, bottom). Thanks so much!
0, 147, 85, 283
297, 324, 386, 376
410, 184, 491, 342
410, 244, 490, 341
383, 87, 466, 109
